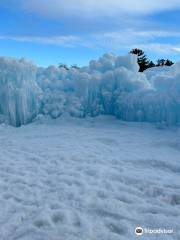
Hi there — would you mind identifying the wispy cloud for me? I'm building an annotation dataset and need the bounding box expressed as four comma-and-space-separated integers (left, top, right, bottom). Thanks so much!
0, 35, 80, 47
133, 43, 180, 55
1, 30, 180, 55
172, 47, 180, 52
2, 0, 180, 18
86, 30, 180, 51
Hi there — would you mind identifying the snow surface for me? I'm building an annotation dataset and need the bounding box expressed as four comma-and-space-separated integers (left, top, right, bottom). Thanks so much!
0, 116, 180, 240
1, 54, 180, 126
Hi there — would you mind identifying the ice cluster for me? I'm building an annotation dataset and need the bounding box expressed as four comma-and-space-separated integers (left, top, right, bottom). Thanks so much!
0, 57, 41, 126
0, 53, 180, 126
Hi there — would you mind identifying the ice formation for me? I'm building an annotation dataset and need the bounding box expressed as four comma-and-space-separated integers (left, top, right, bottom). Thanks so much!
0, 57, 40, 126
0, 53, 180, 126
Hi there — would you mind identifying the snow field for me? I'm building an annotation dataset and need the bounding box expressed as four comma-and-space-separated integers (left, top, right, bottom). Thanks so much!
0, 116, 180, 240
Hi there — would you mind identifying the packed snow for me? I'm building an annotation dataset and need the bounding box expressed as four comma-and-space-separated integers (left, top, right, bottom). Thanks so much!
0, 116, 180, 240
1, 54, 180, 126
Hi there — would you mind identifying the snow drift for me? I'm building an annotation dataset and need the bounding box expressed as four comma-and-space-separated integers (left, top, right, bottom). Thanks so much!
0, 53, 180, 126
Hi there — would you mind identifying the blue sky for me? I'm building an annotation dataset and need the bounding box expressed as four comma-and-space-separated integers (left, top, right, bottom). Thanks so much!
1, 0, 180, 66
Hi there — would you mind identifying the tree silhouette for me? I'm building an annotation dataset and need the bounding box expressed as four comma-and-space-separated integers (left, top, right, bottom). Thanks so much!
130, 49, 174, 71
156, 59, 174, 67
156, 59, 166, 67
148, 61, 155, 68
165, 59, 174, 66
71, 64, 80, 70
58, 63, 69, 70
130, 48, 150, 72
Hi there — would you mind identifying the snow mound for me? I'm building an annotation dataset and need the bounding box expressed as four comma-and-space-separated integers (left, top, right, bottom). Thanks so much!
0, 54, 180, 126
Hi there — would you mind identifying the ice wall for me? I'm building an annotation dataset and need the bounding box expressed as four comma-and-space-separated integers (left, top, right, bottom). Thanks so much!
37, 54, 151, 119
0, 57, 40, 126
0, 54, 180, 126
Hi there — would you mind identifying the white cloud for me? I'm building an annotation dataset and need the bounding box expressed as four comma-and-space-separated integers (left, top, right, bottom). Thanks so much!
172, 47, 180, 52
4, 0, 180, 18
0, 35, 80, 47
88, 30, 180, 51
1, 30, 180, 55
0, 30, 156, 49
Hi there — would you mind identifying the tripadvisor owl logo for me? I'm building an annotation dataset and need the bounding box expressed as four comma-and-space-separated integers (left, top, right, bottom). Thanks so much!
135, 227, 143, 236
